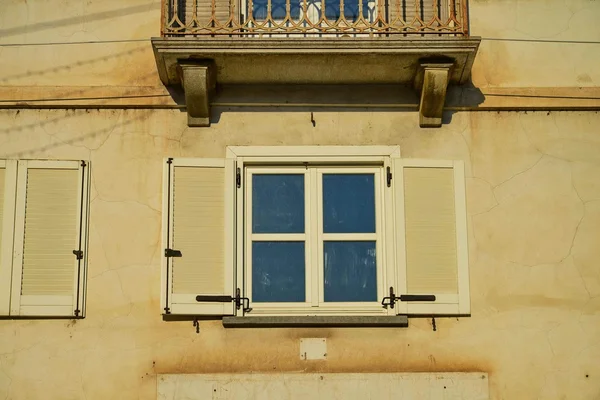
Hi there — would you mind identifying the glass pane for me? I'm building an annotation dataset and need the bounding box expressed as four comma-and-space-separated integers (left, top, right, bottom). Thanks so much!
323, 174, 375, 233
324, 241, 377, 302
253, 174, 305, 234
252, 242, 305, 302
252, 0, 300, 19
324, 0, 369, 19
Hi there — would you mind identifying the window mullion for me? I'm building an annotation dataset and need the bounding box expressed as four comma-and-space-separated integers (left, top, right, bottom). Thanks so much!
310, 167, 320, 307
313, 168, 325, 304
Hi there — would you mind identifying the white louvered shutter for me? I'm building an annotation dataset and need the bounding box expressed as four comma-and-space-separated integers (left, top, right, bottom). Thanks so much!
184, 0, 232, 30
162, 158, 236, 316
393, 159, 469, 315
389, 0, 448, 30
10, 160, 89, 317
0, 161, 18, 315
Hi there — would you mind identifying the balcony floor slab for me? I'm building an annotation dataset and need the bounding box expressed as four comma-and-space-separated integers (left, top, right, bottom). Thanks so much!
152, 37, 481, 86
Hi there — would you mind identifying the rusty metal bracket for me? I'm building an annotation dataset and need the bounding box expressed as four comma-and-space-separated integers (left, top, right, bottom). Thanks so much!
381, 287, 436, 309
195, 288, 251, 312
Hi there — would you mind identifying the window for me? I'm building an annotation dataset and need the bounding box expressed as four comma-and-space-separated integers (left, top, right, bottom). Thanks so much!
162, 147, 470, 318
250, 0, 370, 20
0, 160, 90, 317
246, 166, 384, 314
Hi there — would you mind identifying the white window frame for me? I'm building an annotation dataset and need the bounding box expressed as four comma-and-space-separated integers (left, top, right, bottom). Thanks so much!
229, 146, 400, 317
245, 165, 387, 315
0, 159, 90, 318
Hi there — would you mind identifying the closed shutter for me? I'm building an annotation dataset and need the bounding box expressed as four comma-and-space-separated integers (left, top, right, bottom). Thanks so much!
389, 0, 448, 31
393, 159, 469, 315
0, 161, 18, 315
162, 158, 236, 316
185, 0, 232, 29
10, 160, 89, 317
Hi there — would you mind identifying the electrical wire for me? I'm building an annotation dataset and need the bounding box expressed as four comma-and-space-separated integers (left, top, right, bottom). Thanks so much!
0, 37, 599, 47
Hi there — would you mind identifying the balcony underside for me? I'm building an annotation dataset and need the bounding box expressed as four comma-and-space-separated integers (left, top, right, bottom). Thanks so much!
153, 37, 479, 85
151, 37, 481, 127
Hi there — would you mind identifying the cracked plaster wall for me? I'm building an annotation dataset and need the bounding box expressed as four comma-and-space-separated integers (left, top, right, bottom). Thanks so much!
0, 0, 599, 399
0, 109, 599, 399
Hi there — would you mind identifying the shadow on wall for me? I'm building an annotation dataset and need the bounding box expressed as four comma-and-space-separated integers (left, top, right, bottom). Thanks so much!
0, 3, 159, 38
178, 83, 486, 126
0, 109, 156, 158
0, 70, 163, 139
443, 81, 487, 124
0, 46, 151, 84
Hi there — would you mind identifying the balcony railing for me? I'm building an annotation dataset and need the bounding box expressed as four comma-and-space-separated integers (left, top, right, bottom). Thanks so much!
162, 0, 469, 36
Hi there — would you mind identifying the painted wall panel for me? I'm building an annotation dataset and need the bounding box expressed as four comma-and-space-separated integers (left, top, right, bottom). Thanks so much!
158, 373, 489, 400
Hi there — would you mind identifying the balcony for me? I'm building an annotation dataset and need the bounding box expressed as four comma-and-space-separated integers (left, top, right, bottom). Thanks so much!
151, 0, 480, 127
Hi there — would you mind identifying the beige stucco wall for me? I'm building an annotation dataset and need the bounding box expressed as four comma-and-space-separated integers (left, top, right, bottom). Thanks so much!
1, 0, 599, 88
0, 109, 599, 399
1, 0, 600, 399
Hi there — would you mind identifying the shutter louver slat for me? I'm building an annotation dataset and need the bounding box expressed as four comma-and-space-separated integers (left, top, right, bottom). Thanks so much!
21, 169, 78, 296
403, 167, 458, 294
172, 167, 225, 295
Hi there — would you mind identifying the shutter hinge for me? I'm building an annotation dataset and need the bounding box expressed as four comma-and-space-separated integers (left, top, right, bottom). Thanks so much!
381, 287, 436, 309
236, 168, 241, 188
72, 250, 83, 260
195, 288, 251, 312
74, 309, 81, 317
164, 248, 182, 257
167, 157, 173, 165
386, 166, 392, 187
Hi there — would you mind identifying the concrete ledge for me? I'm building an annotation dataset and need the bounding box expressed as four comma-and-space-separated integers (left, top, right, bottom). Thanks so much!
152, 37, 481, 86
222, 315, 408, 328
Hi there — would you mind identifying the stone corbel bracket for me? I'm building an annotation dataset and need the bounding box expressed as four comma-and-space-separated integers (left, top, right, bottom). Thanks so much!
178, 60, 216, 127
414, 60, 455, 128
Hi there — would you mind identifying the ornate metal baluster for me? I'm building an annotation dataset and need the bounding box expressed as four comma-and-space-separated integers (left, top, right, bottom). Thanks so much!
160, 0, 467, 36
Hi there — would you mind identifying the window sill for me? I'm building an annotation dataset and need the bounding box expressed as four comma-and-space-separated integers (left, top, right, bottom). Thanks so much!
222, 315, 408, 328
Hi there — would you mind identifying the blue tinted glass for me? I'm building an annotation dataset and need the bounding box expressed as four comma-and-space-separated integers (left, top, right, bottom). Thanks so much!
252, 0, 300, 19
324, 241, 377, 302
252, 242, 305, 302
324, 0, 369, 19
323, 174, 375, 233
253, 174, 305, 233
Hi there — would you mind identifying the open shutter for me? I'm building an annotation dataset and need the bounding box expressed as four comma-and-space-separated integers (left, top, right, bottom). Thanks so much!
0, 161, 18, 315
393, 159, 469, 315
162, 158, 236, 316
10, 160, 89, 317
